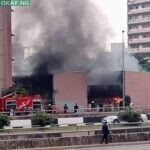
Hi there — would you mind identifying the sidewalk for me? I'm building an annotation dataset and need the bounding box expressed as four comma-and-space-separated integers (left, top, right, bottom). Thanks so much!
20, 141, 150, 150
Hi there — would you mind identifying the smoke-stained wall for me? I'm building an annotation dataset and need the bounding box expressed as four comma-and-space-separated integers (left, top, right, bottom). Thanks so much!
13, 75, 53, 99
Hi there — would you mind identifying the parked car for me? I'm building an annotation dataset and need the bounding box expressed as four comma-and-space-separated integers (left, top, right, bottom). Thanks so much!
102, 113, 148, 124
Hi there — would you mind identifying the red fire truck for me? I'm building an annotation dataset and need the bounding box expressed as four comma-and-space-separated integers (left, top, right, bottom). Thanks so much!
0, 94, 43, 112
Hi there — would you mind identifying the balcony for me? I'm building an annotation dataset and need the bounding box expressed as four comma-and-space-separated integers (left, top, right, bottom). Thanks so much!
129, 47, 150, 53
128, 28, 150, 34
128, 18, 150, 24
128, 37, 150, 44
128, 7, 150, 15
128, 0, 150, 5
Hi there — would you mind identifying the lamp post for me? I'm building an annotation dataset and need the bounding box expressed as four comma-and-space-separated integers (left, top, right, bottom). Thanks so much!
122, 30, 125, 110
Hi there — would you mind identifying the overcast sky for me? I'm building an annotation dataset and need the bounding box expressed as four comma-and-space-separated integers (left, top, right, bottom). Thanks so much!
93, 0, 127, 49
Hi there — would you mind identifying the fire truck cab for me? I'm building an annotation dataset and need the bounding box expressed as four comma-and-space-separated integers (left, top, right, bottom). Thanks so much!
0, 95, 43, 112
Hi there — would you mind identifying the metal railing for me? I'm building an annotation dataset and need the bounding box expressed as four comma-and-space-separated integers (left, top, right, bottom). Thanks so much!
1, 121, 150, 136
0, 105, 149, 118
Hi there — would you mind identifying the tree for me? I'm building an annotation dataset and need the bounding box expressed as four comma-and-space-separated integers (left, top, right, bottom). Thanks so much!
135, 55, 150, 72
141, 62, 150, 72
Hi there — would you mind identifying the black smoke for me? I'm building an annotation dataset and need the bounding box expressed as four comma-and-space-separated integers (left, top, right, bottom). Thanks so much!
12, 0, 140, 85
12, 0, 113, 75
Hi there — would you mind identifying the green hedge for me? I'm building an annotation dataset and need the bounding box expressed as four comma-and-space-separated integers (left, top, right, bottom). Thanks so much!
118, 111, 141, 122
0, 114, 10, 129
32, 112, 55, 127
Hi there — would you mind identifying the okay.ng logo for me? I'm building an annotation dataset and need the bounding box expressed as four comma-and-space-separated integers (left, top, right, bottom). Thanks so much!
0, 0, 30, 6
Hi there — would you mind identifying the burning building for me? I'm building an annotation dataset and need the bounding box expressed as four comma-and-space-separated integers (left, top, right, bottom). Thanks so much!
11, 1, 150, 108
13, 75, 53, 99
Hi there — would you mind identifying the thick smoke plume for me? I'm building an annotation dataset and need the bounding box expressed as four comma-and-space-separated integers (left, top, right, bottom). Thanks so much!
12, 0, 140, 84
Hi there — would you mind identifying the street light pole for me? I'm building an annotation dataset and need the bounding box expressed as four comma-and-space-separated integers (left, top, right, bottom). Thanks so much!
122, 30, 125, 110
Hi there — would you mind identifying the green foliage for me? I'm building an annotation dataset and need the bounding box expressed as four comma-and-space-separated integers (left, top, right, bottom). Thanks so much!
14, 87, 29, 96
136, 55, 150, 72
118, 111, 141, 122
32, 112, 55, 127
0, 114, 10, 129
2, 86, 29, 96
141, 62, 150, 72
125, 95, 131, 107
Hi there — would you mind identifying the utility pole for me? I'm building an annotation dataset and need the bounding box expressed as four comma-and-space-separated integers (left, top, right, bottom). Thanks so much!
122, 30, 125, 110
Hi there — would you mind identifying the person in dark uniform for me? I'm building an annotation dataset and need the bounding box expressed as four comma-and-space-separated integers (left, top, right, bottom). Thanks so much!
64, 104, 68, 114
91, 101, 95, 111
49, 104, 53, 113
74, 103, 79, 113
101, 121, 110, 144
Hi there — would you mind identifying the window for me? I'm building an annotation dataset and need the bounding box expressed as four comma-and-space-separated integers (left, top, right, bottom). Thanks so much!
33, 101, 42, 110
129, 25, 138, 29
131, 15, 139, 19
131, 45, 139, 48
142, 23, 150, 28
6, 101, 16, 111
142, 3, 150, 8
142, 13, 150, 19
129, 35, 139, 39
142, 44, 150, 48
142, 34, 150, 38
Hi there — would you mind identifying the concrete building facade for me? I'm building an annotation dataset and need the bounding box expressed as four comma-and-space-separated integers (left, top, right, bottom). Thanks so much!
128, 0, 150, 55
53, 71, 88, 110
125, 71, 150, 107
0, 6, 12, 95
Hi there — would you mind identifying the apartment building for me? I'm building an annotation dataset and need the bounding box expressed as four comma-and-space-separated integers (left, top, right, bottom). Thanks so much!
128, 0, 150, 56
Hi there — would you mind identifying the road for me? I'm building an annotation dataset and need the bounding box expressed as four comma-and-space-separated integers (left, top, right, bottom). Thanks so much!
68, 144, 150, 150
25, 143, 150, 150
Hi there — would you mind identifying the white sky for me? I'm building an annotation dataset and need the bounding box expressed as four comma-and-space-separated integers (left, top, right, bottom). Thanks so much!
93, 0, 127, 49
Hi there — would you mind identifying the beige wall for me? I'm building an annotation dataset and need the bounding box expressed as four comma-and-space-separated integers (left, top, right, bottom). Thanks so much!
53, 71, 88, 109
0, 6, 12, 95
125, 71, 150, 107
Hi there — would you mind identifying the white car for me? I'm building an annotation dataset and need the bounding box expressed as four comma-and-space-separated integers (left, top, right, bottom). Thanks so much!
102, 115, 120, 124
102, 113, 148, 124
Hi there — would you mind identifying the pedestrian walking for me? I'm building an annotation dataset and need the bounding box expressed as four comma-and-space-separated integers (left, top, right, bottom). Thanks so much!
101, 121, 110, 144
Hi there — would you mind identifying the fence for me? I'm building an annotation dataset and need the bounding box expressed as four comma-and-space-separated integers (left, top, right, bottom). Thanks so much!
0, 105, 150, 118
1, 121, 150, 135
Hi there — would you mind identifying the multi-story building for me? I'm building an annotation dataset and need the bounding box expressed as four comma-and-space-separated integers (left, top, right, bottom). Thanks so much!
128, 0, 150, 57
0, 6, 12, 95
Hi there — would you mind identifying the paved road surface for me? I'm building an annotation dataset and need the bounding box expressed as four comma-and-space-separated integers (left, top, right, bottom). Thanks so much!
26, 143, 150, 150
69, 144, 150, 150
